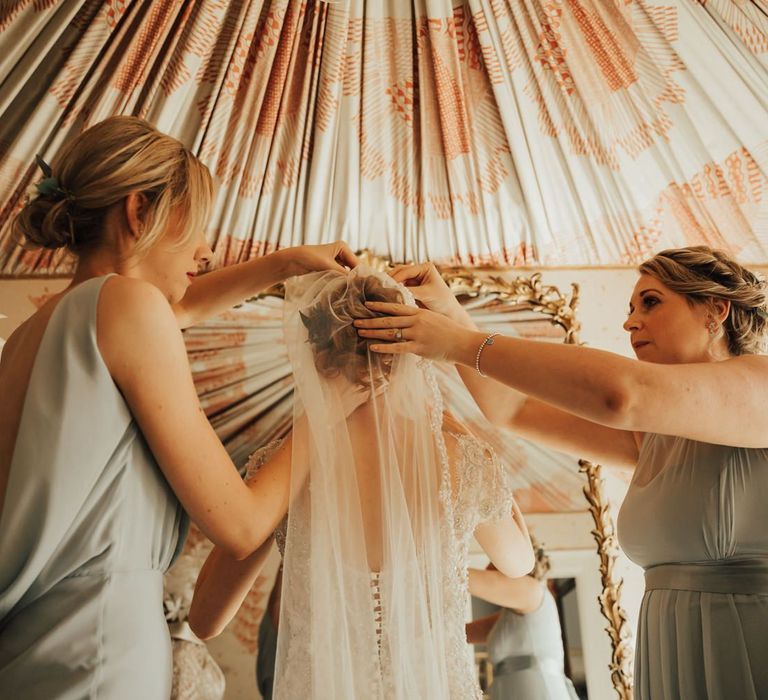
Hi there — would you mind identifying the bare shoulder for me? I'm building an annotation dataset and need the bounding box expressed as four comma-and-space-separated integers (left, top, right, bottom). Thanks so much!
730, 354, 768, 370
98, 275, 173, 324
98, 275, 178, 336
707, 353, 768, 388
97, 276, 181, 371
636, 352, 768, 447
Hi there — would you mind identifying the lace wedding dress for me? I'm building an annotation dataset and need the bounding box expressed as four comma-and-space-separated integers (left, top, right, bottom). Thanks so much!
246, 424, 515, 699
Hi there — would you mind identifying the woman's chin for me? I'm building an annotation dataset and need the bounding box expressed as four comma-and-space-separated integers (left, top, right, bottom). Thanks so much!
633, 344, 658, 362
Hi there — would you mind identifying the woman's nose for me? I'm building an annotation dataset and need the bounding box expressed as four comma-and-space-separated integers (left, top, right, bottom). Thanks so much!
623, 314, 640, 332
197, 240, 214, 267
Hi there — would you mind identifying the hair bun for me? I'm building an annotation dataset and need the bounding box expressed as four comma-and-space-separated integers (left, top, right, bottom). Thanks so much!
16, 197, 75, 250
302, 275, 405, 385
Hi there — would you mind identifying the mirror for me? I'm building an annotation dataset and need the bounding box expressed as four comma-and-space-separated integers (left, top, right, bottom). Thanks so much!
469, 576, 587, 698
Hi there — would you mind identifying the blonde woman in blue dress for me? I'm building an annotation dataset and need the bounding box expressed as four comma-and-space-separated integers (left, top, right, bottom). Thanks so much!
467, 544, 578, 699
0, 116, 358, 699
355, 253, 768, 700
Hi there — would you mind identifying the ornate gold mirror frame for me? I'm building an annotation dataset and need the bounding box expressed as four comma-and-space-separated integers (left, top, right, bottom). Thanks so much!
434, 258, 634, 700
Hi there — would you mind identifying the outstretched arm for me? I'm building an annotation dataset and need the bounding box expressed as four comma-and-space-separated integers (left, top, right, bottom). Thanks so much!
99, 276, 294, 560
468, 568, 544, 614
358, 298, 768, 450
384, 264, 639, 469
173, 243, 358, 328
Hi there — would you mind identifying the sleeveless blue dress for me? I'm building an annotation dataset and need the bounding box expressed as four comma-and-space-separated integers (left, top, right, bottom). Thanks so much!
0, 276, 188, 698
618, 432, 768, 699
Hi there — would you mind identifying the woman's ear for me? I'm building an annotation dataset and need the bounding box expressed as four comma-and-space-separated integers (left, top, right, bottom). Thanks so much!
712, 298, 730, 324
123, 192, 149, 240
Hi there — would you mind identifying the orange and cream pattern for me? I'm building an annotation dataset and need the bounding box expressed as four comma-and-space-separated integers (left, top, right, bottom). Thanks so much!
0, 0, 767, 276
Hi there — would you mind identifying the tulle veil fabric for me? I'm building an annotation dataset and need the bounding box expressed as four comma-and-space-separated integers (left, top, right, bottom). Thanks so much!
273, 268, 456, 698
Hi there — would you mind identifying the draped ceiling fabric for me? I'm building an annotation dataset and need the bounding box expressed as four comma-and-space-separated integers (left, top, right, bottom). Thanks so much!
1, 0, 768, 276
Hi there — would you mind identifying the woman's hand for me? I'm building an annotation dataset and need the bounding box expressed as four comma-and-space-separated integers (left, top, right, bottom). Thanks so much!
354, 301, 481, 363
389, 263, 475, 328
278, 242, 358, 277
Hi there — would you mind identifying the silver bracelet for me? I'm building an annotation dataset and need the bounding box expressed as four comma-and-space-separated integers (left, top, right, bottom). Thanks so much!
475, 332, 500, 377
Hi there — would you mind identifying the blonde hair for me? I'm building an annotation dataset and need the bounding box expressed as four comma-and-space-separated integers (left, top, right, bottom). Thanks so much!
639, 246, 768, 356
14, 116, 214, 256
300, 275, 404, 387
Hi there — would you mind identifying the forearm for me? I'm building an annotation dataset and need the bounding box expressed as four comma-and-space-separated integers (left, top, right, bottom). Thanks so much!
239, 439, 294, 555
189, 537, 274, 640
457, 364, 529, 428
451, 331, 641, 429
214, 436, 293, 561
174, 251, 292, 328
468, 568, 543, 611
465, 613, 500, 644
440, 304, 529, 426
468, 568, 508, 603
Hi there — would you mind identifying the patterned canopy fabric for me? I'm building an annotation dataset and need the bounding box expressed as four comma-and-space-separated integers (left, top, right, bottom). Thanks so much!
1, 0, 767, 275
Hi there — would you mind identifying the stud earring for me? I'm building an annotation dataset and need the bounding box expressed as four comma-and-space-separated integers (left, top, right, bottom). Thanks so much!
707, 320, 718, 335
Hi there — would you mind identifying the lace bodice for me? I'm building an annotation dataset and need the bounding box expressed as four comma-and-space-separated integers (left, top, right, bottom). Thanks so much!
244, 429, 515, 699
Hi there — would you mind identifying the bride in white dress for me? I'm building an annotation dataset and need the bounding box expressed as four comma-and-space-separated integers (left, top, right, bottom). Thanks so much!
189, 268, 533, 699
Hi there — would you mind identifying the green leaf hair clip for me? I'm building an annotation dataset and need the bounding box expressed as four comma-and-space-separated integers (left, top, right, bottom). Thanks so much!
32, 154, 74, 202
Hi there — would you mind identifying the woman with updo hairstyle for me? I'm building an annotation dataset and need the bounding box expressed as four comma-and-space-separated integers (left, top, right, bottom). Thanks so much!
188, 268, 535, 699
300, 274, 405, 387
356, 247, 768, 699
0, 115, 359, 699
466, 536, 578, 700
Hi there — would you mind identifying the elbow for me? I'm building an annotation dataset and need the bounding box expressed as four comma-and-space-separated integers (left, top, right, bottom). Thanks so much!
225, 542, 259, 562
497, 550, 535, 580
492, 541, 535, 580
479, 404, 508, 429
187, 604, 224, 641
217, 524, 269, 561
602, 381, 638, 430
519, 547, 536, 578
509, 536, 536, 578
188, 617, 222, 642
478, 401, 523, 434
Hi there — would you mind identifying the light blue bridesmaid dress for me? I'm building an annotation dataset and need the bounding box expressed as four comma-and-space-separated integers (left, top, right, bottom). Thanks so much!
0, 275, 187, 699
618, 432, 768, 699
486, 585, 578, 700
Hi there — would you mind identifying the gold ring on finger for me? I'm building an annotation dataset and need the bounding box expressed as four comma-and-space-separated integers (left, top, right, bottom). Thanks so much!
394, 327, 403, 341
